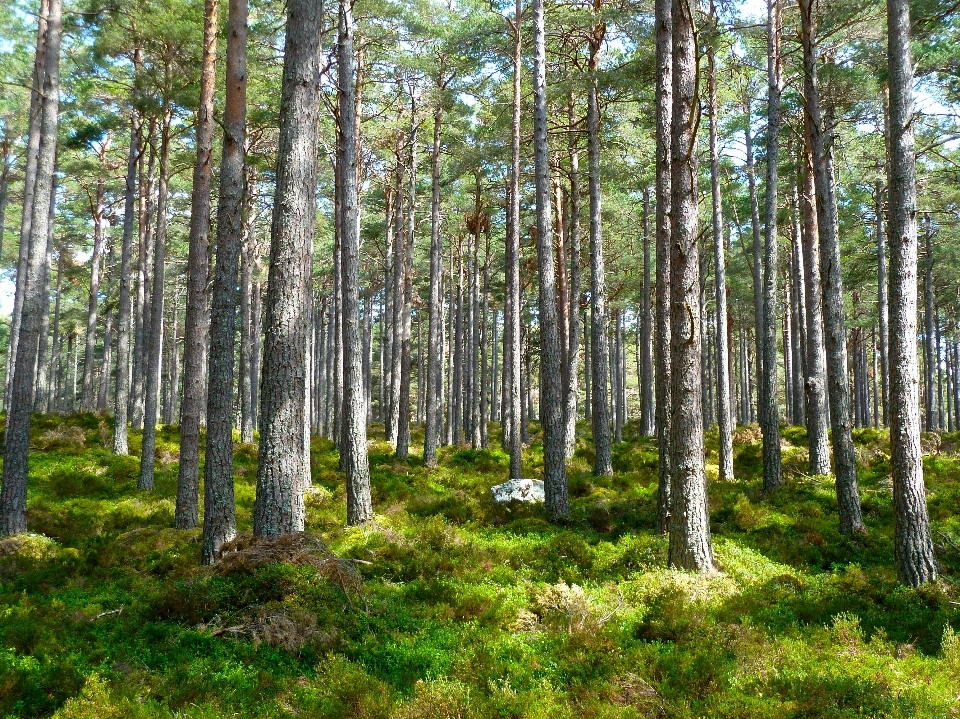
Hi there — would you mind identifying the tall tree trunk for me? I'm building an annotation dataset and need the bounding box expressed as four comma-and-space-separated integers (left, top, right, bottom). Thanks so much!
201, 0, 246, 563
113, 101, 142, 453
239, 164, 257, 444
668, 0, 713, 572
565, 98, 583, 456
799, 0, 864, 532
708, 19, 733, 480
876, 183, 889, 425
533, 0, 569, 518
256, 0, 323, 534
886, 0, 937, 585
49, 246, 64, 413
177, 0, 219, 529
654, 0, 673, 534
424, 103, 444, 466
387, 161, 404, 447
81, 177, 105, 411
640, 186, 654, 437
397, 111, 418, 459
923, 216, 936, 430
760, 0, 783, 493
5, 0, 50, 413
505, 1, 523, 478
0, 133, 13, 264
137, 97, 173, 492
790, 180, 806, 426
336, 0, 373, 525
131, 119, 156, 429
744, 102, 763, 418
0, 0, 61, 536
34, 171, 56, 412
588, 26, 612, 479
800, 141, 831, 476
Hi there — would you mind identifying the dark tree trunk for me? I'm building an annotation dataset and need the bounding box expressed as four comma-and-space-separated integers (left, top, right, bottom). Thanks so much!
177, 0, 219, 530
254, 0, 324, 536
201, 0, 246, 563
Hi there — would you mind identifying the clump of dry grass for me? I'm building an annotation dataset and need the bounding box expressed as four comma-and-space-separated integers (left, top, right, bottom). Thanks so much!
214, 532, 366, 607
34, 426, 86, 453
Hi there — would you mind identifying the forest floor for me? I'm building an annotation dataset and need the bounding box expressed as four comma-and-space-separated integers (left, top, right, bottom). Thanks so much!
2, 414, 960, 718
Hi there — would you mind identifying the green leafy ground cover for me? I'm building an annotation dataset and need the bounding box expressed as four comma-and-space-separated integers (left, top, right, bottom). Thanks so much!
2, 413, 960, 718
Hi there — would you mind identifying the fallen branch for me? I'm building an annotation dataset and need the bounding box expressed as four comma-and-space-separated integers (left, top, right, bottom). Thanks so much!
90, 606, 123, 622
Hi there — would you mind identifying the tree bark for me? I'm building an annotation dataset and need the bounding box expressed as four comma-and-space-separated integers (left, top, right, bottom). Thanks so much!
81, 175, 105, 412
654, 0, 673, 533
137, 97, 172, 492
886, 0, 937, 586
760, 0, 783, 493
337, 0, 373, 525
254, 0, 323, 536
640, 186, 654, 437
424, 104, 444, 465
708, 17, 733, 480
0, 0, 61, 536
177, 0, 219, 529
201, 0, 246, 563
799, 0, 864, 532
533, 0, 569, 519
588, 27, 612, 479
668, 0, 713, 572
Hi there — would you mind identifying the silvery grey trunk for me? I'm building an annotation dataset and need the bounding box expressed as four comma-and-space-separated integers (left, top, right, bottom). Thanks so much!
34, 170, 56, 412
424, 105, 444, 466
886, 0, 937, 586
708, 22, 733, 481
202, 0, 246, 563
876, 183, 889, 425
760, 0, 782, 493
639, 187, 654, 437
744, 103, 763, 416
113, 103, 142, 454
387, 162, 404, 447
799, 0, 864, 532
0, 0, 61, 536
505, 0, 523, 479
800, 143, 831, 476
654, 0, 672, 533
397, 114, 418, 460
588, 30, 612, 479
923, 217, 936, 430
564, 98, 582, 456
5, 0, 49, 413
137, 103, 173, 492
254, 0, 324, 536
337, 0, 373, 525
81, 176, 105, 412
533, 0, 569, 519
176, 0, 219, 530
668, 0, 713, 572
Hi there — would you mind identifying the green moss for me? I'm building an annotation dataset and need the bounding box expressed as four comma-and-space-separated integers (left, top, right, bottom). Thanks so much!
1, 412, 959, 717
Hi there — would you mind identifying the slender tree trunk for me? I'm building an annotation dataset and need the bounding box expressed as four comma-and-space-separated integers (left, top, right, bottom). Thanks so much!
588, 28, 612, 479
387, 161, 404, 447
565, 99, 583, 455
654, 0, 673, 533
254, 0, 323, 536
49, 247, 64, 413
34, 172, 56, 412
923, 216, 936, 430
0, 0, 61, 536
397, 111, 418, 459
799, 0, 864, 531
131, 120, 156, 429
708, 19, 733, 480
201, 0, 246, 563
760, 0, 783, 493
506, 1, 523, 479
876, 184, 889, 426
5, 0, 49, 413
239, 164, 256, 444
887, 0, 937, 585
668, 0, 713, 572
423, 101, 444, 466
744, 103, 763, 417
0, 133, 12, 265
113, 101, 142, 453
790, 180, 806, 426
176, 0, 219, 529
640, 187, 654, 437
137, 95, 173, 492
336, 0, 373, 525
81, 178, 105, 412
533, 0, 568, 518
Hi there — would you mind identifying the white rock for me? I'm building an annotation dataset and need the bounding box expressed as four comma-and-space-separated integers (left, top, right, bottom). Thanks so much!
491, 478, 545, 504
